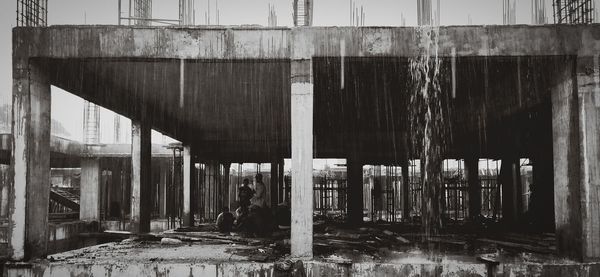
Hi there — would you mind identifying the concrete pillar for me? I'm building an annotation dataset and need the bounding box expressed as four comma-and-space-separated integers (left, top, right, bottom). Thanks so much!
500, 157, 521, 225
202, 162, 218, 219
182, 146, 193, 226
130, 120, 151, 234
347, 158, 364, 225
465, 157, 481, 220
402, 162, 410, 221
80, 158, 101, 221
9, 59, 51, 260
158, 160, 167, 218
290, 59, 313, 258
278, 159, 285, 203
270, 160, 279, 208
223, 163, 231, 211
229, 164, 238, 210
552, 57, 600, 260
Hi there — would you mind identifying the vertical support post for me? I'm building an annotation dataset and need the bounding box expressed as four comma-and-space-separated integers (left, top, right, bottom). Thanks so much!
291, 58, 313, 258
182, 145, 192, 226
501, 157, 521, 224
130, 120, 151, 234
9, 59, 51, 260
158, 160, 167, 218
278, 158, 285, 203
80, 158, 101, 222
347, 158, 364, 225
223, 163, 231, 211
465, 157, 481, 220
552, 56, 600, 260
108, 159, 121, 219
229, 164, 237, 210
270, 160, 279, 207
402, 161, 410, 221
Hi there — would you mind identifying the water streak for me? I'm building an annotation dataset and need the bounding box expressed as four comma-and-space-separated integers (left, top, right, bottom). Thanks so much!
408, 26, 446, 238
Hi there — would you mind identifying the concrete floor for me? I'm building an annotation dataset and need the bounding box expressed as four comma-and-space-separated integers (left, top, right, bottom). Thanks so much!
4, 236, 600, 277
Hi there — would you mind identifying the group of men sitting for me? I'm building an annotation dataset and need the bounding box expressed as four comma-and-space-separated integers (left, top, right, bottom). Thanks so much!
216, 173, 290, 237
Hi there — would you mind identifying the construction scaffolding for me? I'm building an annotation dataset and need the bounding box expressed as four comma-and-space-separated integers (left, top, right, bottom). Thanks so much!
532, 0, 548, 24
350, 0, 365, 26
268, 3, 278, 27
293, 0, 313, 26
118, 0, 180, 26
179, 0, 194, 25
133, 0, 152, 26
417, 0, 440, 26
82, 101, 101, 145
503, 0, 517, 25
16, 0, 47, 27
553, 0, 594, 23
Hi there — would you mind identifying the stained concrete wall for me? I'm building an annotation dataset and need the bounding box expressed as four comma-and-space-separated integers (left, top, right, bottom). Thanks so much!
6, 259, 600, 277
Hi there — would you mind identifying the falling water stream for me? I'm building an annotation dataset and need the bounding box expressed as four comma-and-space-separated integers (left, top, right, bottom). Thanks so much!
408, 26, 446, 239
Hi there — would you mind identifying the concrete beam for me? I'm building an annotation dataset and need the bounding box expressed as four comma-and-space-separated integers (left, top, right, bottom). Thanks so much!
130, 120, 151, 234
13, 25, 600, 61
80, 158, 101, 222
14, 26, 290, 60
552, 56, 600, 261
9, 59, 51, 260
290, 59, 313, 259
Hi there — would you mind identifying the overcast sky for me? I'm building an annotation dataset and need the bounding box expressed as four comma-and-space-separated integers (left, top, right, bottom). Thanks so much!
0, 0, 555, 145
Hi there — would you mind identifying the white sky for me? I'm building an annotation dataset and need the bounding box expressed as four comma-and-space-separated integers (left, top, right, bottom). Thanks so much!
0, 0, 558, 169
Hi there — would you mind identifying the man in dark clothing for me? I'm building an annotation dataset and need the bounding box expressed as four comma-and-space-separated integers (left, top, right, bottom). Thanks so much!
216, 206, 235, 233
238, 178, 254, 210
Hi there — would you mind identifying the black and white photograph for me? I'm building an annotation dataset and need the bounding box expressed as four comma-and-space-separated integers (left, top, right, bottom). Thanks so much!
0, 0, 599, 276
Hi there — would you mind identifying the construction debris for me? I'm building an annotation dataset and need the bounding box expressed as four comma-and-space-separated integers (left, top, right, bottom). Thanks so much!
160, 238, 183, 245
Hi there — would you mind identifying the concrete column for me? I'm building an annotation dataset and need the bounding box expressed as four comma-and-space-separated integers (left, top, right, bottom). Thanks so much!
501, 157, 521, 225
203, 161, 220, 219
278, 159, 285, 203
223, 163, 231, 210
80, 158, 101, 221
9, 59, 51, 260
130, 120, 151, 234
290, 59, 313, 258
465, 157, 481, 220
402, 162, 410, 222
552, 57, 600, 260
270, 160, 279, 207
347, 158, 364, 225
182, 146, 193, 226
158, 160, 167, 218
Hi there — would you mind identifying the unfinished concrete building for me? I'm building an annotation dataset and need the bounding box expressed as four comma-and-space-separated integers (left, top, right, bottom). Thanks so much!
2, 23, 600, 276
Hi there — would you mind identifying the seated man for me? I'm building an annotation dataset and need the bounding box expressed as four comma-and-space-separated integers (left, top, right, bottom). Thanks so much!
250, 173, 267, 208
238, 178, 254, 210
216, 206, 235, 233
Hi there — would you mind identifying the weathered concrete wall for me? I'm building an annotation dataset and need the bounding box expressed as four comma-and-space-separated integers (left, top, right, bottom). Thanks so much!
5, 260, 600, 277
1, 221, 89, 257
46, 221, 93, 255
